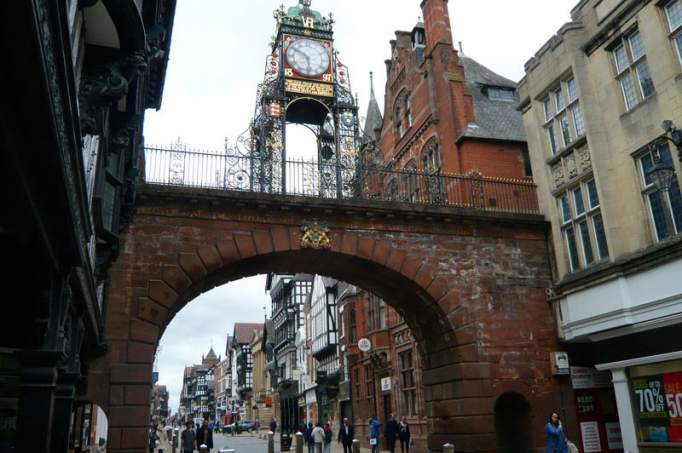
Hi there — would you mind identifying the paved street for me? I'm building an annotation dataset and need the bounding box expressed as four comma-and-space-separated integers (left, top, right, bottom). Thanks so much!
156, 432, 388, 453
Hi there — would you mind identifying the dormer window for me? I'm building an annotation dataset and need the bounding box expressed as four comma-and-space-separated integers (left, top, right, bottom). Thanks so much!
487, 87, 516, 102
412, 29, 426, 50
394, 90, 412, 140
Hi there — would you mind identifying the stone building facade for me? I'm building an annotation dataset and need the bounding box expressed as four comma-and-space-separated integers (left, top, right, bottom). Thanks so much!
518, 0, 682, 451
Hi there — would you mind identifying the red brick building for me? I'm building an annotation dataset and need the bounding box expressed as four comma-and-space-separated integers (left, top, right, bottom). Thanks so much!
339, 291, 429, 451
369, 0, 532, 199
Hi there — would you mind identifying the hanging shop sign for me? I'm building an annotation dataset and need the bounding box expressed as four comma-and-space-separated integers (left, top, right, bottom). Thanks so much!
358, 338, 371, 353
631, 371, 682, 443
381, 377, 391, 393
551, 352, 570, 375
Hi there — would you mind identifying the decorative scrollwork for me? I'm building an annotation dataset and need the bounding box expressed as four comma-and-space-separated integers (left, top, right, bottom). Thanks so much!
300, 219, 332, 249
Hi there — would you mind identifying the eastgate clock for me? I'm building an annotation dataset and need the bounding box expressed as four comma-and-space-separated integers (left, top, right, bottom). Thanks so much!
286, 38, 330, 78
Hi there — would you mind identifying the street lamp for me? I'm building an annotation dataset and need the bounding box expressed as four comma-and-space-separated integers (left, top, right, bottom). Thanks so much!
647, 121, 682, 193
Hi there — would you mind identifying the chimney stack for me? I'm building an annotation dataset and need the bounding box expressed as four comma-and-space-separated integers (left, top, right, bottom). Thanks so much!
420, 0, 453, 52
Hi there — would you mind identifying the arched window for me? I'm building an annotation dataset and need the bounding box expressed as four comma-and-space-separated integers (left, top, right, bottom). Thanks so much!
421, 138, 445, 203
403, 159, 420, 202
394, 90, 412, 140
495, 392, 533, 453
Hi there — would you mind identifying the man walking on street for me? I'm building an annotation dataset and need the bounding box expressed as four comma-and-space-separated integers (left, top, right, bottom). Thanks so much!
311, 422, 325, 453
270, 417, 277, 433
181, 421, 196, 453
337, 417, 354, 453
369, 416, 381, 453
196, 419, 214, 452
305, 422, 315, 453
384, 414, 399, 453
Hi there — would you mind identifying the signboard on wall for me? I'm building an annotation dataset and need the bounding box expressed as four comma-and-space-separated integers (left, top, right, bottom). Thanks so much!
632, 371, 682, 442
358, 338, 371, 352
571, 367, 612, 390
551, 352, 570, 375
381, 377, 391, 393
604, 422, 623, 449
580, 421, 602, 453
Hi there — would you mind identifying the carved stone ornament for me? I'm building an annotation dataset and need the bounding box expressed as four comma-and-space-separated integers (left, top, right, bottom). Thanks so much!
565, 152, 578, 179
551, 163, 565, 188
576, 146, 592, 173
78, 51, 148, 136
300, 219, 332, 249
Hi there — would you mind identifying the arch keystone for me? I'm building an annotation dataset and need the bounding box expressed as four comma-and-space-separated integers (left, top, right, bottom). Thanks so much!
253, 230, 274, 255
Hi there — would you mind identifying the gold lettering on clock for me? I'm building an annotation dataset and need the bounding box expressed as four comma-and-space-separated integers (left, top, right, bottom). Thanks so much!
285, 79, 334, 97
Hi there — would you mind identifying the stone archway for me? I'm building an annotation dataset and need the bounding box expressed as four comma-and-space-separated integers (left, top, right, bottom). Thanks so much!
85, 185, 561, 452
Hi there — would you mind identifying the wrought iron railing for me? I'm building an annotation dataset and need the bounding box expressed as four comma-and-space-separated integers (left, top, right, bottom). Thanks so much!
143, 146, 540, 215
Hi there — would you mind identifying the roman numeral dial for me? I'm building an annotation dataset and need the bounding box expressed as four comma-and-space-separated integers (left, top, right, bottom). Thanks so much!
286, 38, 330, 78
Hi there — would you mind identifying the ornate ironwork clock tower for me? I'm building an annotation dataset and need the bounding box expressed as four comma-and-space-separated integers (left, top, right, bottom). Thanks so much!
247, 0, 360, 197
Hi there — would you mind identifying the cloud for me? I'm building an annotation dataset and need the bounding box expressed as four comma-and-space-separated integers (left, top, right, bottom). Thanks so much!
156, 276, 270, 412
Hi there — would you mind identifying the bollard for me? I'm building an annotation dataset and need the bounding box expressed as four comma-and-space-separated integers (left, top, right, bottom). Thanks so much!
443, 443, 455, 453
268, 431, 275, 453
199, 445, 209, 453
352, 439, 360, 453
295, 432, 304, 453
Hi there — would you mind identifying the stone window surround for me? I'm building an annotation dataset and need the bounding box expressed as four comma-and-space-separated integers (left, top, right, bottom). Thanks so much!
663, 0, 682, 66
541, 75, 586, 157
557, 176, 609, 272
609, 28, 656, 112
635, 143, 682, 242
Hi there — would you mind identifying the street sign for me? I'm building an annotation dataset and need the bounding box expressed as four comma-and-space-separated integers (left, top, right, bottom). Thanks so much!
358, 338, 371, 352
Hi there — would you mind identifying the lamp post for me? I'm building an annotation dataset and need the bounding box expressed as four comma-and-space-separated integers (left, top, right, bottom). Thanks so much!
646, 121, 682, 193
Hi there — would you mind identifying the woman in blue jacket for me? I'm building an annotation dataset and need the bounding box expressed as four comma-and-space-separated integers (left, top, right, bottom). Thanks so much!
545, 412, 568, 453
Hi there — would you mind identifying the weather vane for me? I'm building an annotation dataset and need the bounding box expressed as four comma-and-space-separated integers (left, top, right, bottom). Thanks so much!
300, 0, 312, 7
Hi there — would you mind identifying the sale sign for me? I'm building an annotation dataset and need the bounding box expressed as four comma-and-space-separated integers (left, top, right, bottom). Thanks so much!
664, 371, 682, 442
633, 371, 682, 442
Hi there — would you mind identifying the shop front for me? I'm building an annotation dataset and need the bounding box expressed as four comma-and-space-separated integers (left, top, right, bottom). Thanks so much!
598, 353, 682, 452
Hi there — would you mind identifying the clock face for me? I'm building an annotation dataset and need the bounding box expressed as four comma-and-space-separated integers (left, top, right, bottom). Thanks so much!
286, 39, 330, 78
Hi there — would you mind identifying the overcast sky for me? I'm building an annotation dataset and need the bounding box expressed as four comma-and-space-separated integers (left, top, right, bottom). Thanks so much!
147, 0, 577, 413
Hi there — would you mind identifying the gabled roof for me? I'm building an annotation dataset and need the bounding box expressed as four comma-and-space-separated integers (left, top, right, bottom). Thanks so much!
233, 323, 263, 344
459, 57, 526, 143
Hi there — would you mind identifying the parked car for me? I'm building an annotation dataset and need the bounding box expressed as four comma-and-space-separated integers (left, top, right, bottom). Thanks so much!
224, 420, 256, 433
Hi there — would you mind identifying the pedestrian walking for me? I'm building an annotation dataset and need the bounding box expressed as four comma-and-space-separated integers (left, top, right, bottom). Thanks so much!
323, 422, 333, 453
196, 419, 214, 452
311, 422, 325, 453
270, 417, 277, 433
545, 412, 568, 453
398, 416, 411, 453
337, 417, 354, 453
384, 414, 399, 453
181, 421, 196, 453
148, 424, 159, 453
368, 416, 381, 453
305, 422, 315, 453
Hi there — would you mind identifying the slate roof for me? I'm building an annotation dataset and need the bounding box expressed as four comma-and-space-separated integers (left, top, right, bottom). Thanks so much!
233, 322, 262, 344
459, 57, 526, 143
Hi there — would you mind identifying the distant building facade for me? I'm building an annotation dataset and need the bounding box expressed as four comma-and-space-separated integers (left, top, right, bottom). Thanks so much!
178, 348, 219, 421
518, 0, 682, 450
151, 385, 169, 422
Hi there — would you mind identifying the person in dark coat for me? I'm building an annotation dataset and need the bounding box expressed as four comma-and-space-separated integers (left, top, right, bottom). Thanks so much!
270, 418, 277, 433
337, 417, 354, 453
148, 424, 159, 453
304, 422, 315, 453
181, 421, 196, 453
398, 416, 411, 453
384, 414, 399, 453
196, 419, 214, 452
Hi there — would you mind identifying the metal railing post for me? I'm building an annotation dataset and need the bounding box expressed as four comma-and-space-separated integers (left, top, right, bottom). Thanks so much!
268, 431, 275, 453
352, 439, 360, 453
295, 432, 304, 453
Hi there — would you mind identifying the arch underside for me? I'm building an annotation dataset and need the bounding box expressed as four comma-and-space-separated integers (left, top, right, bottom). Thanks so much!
85, 193, 560, 452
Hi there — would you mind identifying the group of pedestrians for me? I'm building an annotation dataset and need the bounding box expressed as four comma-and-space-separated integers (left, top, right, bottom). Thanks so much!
367, 414, 411, 453
179, 419, 214, 453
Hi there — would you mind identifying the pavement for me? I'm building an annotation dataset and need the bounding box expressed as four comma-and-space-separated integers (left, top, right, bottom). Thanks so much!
155, 431, 391, 453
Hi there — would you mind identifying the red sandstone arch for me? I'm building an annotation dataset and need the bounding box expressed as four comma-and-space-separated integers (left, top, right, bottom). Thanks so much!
85, 185, 562, 452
